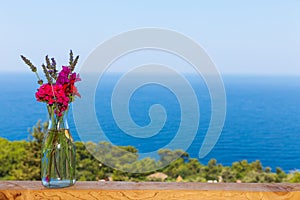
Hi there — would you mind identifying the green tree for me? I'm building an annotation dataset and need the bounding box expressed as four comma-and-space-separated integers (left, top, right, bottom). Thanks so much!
275, 167, 287, 182
12, 121, 46, 180
0, 138, 27, 180
289, 172, 300, 183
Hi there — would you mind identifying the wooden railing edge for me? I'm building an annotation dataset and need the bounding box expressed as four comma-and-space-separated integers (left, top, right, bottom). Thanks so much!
1, 181, 300, 200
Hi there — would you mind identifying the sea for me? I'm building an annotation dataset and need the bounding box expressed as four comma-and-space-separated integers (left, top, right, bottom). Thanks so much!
1, 72, 300, 172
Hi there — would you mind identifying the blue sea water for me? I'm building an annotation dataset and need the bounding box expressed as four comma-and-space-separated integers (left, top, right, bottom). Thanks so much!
0, 73, 300, 172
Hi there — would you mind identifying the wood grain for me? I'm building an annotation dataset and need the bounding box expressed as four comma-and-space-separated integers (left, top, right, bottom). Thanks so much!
1, 181, 300, 200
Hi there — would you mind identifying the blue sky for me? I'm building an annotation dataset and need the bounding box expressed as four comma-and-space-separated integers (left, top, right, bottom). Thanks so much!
0, 1, 299, 75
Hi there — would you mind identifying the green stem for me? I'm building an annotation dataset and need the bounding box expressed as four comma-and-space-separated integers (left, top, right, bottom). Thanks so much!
47, 148, 54, 184
53, 151, 61, 179
65, 145, 74, 184
35, 72, 43, 85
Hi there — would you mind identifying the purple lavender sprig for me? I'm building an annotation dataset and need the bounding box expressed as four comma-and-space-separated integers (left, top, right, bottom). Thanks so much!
45, 55, 58, 80
42, 64, 53, 84
21, 50, 79, 85
20, 55, 43, 85
69, 50, 79, 72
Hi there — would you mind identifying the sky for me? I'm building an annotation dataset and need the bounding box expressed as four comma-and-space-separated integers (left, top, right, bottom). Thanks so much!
0, 1, 299, 75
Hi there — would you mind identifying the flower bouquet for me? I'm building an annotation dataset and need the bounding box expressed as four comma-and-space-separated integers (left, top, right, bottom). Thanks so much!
21, 50, 81, 188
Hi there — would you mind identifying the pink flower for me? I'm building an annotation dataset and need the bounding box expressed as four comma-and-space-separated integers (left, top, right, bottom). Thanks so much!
45, 175, 49, 183
35, 65, 81, 116
56, 66, 71, 85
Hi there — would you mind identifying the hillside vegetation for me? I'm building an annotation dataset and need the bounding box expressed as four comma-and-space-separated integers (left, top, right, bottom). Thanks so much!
1, 121, 299, 183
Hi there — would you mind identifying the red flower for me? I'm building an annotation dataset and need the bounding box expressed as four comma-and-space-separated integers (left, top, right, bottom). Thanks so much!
35, 66, 81, 116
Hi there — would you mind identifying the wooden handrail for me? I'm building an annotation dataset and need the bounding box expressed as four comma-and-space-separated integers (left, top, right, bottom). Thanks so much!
1, 181, 300, 200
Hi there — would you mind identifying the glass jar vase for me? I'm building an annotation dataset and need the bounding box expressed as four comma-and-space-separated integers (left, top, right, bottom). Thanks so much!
41, 105, 76, 188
